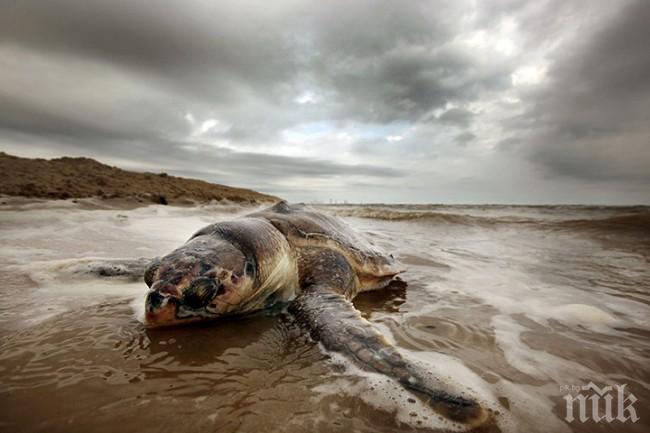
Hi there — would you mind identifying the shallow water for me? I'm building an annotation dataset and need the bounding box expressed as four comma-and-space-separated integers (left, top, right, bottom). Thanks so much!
1, 200, 649, 432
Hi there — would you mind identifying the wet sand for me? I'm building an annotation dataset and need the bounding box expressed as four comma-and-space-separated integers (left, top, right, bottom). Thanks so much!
0, 201, 649, 432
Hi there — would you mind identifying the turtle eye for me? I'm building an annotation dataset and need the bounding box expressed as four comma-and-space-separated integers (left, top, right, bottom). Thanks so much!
243, 260, 255, 278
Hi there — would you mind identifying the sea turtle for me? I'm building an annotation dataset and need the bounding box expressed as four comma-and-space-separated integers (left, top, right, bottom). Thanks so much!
143, 201, 490, 427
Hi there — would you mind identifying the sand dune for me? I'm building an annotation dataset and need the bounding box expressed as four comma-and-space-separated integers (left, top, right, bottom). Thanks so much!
0, 152, 278, 206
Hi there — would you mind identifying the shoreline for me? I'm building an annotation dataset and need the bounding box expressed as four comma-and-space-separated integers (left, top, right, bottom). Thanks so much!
0, 195, 272, 212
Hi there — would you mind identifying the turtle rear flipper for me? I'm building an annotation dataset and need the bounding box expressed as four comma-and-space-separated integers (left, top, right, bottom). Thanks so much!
290, 248, 491, 427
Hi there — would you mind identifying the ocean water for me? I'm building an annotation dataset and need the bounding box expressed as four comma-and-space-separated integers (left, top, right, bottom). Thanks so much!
0, 199, 648, 432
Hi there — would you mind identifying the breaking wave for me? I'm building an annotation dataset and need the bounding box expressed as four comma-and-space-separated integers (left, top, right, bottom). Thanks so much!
328, 207, 520, 225
551, 213, 650, 232
327, 206, 650, 233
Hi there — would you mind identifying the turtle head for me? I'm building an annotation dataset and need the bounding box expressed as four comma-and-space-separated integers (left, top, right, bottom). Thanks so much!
143, 235, 257, 327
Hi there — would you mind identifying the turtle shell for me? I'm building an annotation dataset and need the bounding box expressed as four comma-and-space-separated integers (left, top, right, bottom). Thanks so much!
248, 201, 405, 290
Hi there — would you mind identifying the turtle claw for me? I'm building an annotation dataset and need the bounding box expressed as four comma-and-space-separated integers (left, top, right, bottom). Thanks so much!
402, 378, 492, 428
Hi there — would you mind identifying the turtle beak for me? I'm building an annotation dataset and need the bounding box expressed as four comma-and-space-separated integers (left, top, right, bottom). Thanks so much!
144, 291, 182, 327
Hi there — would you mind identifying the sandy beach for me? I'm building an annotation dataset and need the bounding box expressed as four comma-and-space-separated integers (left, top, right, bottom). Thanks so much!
1, 199, 648, 433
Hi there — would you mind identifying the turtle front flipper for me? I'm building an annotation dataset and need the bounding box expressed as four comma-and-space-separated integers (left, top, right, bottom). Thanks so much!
291, 248, 491, 428
52, 257, 152, 281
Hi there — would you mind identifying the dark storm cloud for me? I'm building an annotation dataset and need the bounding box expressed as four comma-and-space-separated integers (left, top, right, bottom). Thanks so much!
0, 0, 295, 102
0, 0, 514, 131
0, 0, 648, 203
0, 86, 189, 142
516, 0, 650, 182
318, 47, 512, 123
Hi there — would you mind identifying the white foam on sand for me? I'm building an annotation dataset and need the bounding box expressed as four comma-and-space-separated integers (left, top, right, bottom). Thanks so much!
492, 381, 572, 433
549, 303, 619, 326
406, 226, 650, 334
491, 315, 606, 383
349, 216, 650, 432
130, 292, 147, 324
314, 349, 514, 432
0, 201, 260, 326
6, 258, 146, 326
404, 349, 517, 433
314, 353, 464, 432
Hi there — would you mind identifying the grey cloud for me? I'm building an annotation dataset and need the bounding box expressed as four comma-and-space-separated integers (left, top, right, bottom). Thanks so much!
1, 0, 504, 122
517, 0, 650, 183
194, 146, 404, 180
0, 84, 189, 143
455, 132, 476, 146
314, 44, 514, 123
0, 1, 296, 103
2, 0, 510, 142
473, 0, 581, 48
0, 0, 516, 152
0, 131, 402, 191
0, 0, 647, 203
436, 108, 475, 126
497, 137, 520, 151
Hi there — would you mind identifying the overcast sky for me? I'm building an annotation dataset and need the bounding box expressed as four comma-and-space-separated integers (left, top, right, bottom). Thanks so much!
1, 0, 648, 204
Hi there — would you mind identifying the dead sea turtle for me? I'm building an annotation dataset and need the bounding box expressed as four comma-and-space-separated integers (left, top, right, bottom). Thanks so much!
143, 201, 490, 427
